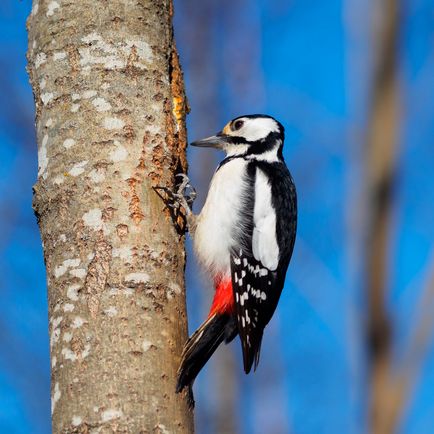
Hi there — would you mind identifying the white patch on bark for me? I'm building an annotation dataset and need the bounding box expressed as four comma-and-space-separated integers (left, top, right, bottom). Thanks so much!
41, 92, 54, 105
62, 348, 77, 361
120, 168, 132, 181
72, 93, 81, 101
123, 288, 134, 297
82, 90, 97, 99
79, 33, 153, 71
63, 303, 74, 312
63, 138, 75, 149
71, 103, 80, 112
31, 2, 39, 16
82, 344, 91, 358
52, 316, 63, 329
149, 251, 160, 261
108, 287, 119, 296
53, 175, 64, 185
53, 51, 67, 61
50, 327, 61, 349
92, 97, 111, 112
81, 32, 107, 45
80, 33, 122, 69
55, 258, 81, 278
168, 282, 181, 295
104, 306, 118, 317
89, 168, 105, 183
63, 332, 73, 342
82, 208, 103, 231
40, 78, 46, 89
35, 52, 47, 68
125, 272, 149, 284
69, 268, 86, 278
51, 356, 57, 368
38, 134, 49, 178
67, 284, 80, 301
125, 39, 153, 63
46, 1, 60, 16
51, 382, 61, 415
142, 340, 152, 352
69, 160, 88, 176
146, 124, 163, 135
45, 118, 53, 127
103, 117, 125, 130
156, 424, 170, 434
72, 416, 82, 427
109, 142, 128, 162
72, 316, 85, 328
101, 409, 123, 422
112, 246, 132, 261
81, 54, 122, 71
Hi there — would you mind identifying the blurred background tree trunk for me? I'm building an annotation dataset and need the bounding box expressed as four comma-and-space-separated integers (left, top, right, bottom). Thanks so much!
27, 0, 194, 432
366, 0, 400, 432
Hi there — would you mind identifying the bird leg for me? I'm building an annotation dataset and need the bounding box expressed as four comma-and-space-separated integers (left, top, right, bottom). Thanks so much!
153, 173, 197, 233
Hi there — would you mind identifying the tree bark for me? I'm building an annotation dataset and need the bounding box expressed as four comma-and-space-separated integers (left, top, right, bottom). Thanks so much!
27, 0, 194, 432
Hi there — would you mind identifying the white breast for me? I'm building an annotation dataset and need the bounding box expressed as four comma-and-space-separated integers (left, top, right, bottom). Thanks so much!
194, 158, 248, 277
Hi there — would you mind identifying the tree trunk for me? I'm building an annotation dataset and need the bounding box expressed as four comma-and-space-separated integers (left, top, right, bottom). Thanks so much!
27, 0, 194, 432
365, 0, 400, 433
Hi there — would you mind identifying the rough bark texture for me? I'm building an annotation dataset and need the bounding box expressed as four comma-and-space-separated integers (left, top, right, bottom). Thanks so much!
27, 0, 194, 432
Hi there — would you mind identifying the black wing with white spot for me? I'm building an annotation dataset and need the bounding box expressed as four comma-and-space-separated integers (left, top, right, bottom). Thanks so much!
231, 252, 279, 373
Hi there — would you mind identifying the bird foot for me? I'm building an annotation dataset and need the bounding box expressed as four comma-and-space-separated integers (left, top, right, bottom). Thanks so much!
173, 173, 197, 212
155, 173, 196, 214
153, 174, 197, 233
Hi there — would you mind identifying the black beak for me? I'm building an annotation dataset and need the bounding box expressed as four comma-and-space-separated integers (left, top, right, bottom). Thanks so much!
190, 133, 230, 149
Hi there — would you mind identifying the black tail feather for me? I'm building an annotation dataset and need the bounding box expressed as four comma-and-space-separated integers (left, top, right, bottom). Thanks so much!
176, 314, 235, 395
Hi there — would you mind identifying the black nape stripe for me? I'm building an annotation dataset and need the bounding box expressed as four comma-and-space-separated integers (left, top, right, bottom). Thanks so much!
216, 131, 284, 172
219, 130, 283, 148
245, 132, 283, 157
216, 155, 244, 171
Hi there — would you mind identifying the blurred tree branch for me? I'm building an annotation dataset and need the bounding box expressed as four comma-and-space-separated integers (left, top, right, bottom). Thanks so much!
366, 0, 400, 432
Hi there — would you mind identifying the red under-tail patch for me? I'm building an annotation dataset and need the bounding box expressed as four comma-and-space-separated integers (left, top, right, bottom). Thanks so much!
208, 276, 235, 317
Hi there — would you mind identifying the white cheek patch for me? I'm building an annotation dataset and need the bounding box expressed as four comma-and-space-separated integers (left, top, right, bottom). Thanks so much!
240, 118, 280, 142
225, 143, 249, 157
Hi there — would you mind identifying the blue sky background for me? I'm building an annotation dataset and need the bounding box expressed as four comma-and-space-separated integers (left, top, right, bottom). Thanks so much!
1, 0, 434, 433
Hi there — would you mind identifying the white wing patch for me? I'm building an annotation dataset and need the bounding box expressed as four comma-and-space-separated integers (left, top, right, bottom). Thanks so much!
252, 169, 279, 271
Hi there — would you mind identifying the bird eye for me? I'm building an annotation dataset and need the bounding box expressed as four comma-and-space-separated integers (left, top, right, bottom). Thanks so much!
233, 120, 244, 131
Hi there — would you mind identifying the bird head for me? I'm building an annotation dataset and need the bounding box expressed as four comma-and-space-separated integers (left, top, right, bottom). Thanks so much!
190, 114, 285, 160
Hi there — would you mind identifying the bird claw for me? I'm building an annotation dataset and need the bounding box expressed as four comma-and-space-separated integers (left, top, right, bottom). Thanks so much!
175, 173, 197, 206
154, 173, 196, 215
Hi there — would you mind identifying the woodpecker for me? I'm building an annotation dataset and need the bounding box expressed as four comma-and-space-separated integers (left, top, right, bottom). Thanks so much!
160, 114, 297, 398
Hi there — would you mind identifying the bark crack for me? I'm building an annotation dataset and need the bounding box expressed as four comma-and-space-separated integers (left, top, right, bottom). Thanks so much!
84, 240, 112, 318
